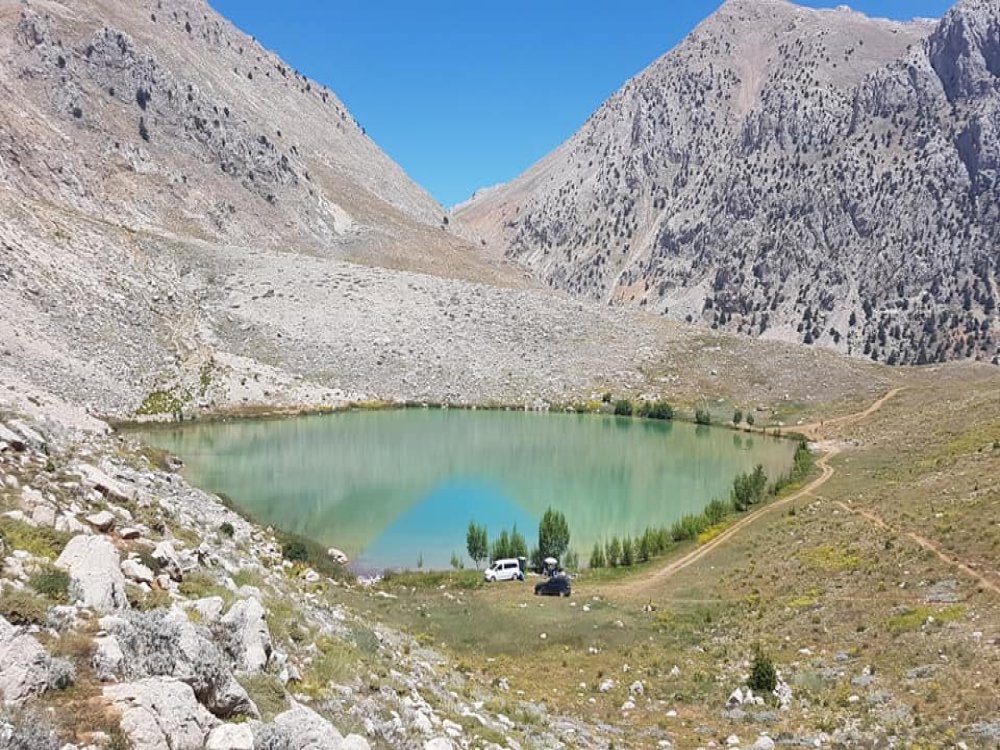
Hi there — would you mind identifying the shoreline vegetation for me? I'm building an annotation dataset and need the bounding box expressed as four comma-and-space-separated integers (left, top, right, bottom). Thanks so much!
113, 393, 807, 442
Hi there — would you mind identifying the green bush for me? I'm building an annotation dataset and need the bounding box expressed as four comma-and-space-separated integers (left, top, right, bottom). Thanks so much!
638, 400, 674, 420
695, 408, 712, 425
749, 645, 778, 694
219, 521, 235, 538
733, 409, 744, 426
613, 400, 634, 417
28, 565, 70, 602
281, 539, 309, 563
703, 497, 731, 526
0, 589, 49, 625
732, 464, 768, 511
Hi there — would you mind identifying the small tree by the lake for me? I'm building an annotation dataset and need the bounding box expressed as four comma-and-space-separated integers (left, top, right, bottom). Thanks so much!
466, 521, 488, 569
746, 412, 756, 428
589, 542, 606, 569
733, 408, 743, 426
695, 407, 712, 425
606, 536, 621, 567
538, 508, 570, 561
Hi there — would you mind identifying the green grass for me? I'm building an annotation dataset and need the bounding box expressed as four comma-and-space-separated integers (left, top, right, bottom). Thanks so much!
887, 605, 965, 634
0, 589, 49, 625
237, 674, 288, 721
28, 564, 71, 603
0, 517, 72, 559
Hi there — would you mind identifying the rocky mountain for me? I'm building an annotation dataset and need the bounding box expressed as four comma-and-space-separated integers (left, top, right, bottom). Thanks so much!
456, 0, 1000, 366
0, 0, 888, 419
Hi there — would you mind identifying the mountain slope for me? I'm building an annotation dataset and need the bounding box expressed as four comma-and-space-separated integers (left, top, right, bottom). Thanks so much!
456, 0, 1000, 366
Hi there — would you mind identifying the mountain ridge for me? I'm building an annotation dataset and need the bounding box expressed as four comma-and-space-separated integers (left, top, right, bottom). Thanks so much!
455, 0, 999, 366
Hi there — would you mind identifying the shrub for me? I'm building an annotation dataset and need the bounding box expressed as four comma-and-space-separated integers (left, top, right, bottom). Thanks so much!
732, 465, 768, 511
0, 708, 60, 750
704, 497, 731, 526
733, 409, 743, 426
138, 116, 150, 142
28, 565, 70, 602
113, 610, 180, 679
670, 513, 709, 542
281, 539, 309, 563
0, 588, 48, 625
695, 408, 712, 425
238, 674, 288, 722
253, 722, 296, 750
563, 548, 579, 571
643, 401, 674, 420
219, 521, 235, 538
613, 399, 633, 417
748, 645, 777, 694
601, 392, 612, 404
46, 657, 76, 691
449, 552, 463, 570
746, 413, 756, 427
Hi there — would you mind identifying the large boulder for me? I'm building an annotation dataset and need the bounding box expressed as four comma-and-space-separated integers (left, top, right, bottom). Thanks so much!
74, 463, 135, 502
268, 704, 344, 750
103, 677, 218, 750
0, 616, 50, 705
219, 598, 272, 673
165, 609, 258, 718
108, 609, 257, 719
56, 535, 128, 612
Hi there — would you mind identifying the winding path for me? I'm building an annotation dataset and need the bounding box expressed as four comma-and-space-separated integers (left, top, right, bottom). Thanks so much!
611, 387, 905, 598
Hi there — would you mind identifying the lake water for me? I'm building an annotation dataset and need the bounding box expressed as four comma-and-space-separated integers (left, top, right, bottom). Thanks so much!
136, 409, 796, 571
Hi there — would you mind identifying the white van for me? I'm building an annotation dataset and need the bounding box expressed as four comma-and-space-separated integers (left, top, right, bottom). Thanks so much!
484, 558, 524, 582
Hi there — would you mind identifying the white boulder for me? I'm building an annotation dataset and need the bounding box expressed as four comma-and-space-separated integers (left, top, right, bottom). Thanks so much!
220, 599, 271, 673
270, 704, 344, 749
56, 535, 128, 612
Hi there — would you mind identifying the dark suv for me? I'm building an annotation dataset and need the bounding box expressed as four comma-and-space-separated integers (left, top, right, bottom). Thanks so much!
534, 575, 571, 597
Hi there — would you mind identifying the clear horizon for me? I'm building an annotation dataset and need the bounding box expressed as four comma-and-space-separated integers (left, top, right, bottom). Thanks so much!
208, 0, 954, 207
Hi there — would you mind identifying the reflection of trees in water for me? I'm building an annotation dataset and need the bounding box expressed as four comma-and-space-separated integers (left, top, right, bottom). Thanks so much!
139, 411, 796, 566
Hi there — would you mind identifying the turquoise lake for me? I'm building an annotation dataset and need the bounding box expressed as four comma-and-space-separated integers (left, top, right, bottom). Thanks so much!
136, 409, 796, 571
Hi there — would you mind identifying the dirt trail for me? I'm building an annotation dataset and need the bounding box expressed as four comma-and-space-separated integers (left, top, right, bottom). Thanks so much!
611, 387, 905, 599
831, 500, 1000, 596
794, 386, 907, 441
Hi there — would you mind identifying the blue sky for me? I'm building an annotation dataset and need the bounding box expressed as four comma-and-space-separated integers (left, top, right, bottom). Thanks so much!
209, 0, 953, 207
